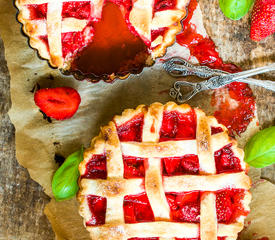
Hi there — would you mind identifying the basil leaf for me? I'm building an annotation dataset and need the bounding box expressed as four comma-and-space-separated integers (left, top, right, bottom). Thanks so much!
52, 147, 84, 201
244, 126, 275, 168
219, 0, 254, 20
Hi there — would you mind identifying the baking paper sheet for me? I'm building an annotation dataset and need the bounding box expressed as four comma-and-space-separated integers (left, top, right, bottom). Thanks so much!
0, 0, 274, 239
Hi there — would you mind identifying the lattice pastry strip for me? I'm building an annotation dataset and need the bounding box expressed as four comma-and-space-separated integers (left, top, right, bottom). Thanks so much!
85, 222, 245, 239
200, 192, 217, 240
78, 102, 251, 240
46, 1, 63, 66
145, 157, 171, 220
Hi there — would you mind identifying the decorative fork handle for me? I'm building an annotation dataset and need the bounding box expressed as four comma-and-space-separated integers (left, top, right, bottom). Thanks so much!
166, 58, 275, 103
164, 57, 228, 78
204, 63, 275, 90
171, 77, 275, 103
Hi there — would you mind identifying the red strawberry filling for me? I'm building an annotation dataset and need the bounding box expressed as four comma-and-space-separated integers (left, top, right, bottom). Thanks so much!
28, 1, 92, 20
160, 110, 196, 141
211, 126, 223, 135
82, 154, 107, 179
177, 0, 240, 73
116, 114, 144, 142
214, 144, 242, 173
162, 155, 199, 175
71, 1, 149, 78
154, 0, 177, 12
123, 156, 146, 178
39, 30, 94, 58
39, 36, 50, 52
85, 189, 247, 227
61, 29, 94, 58
124, 193, 155, 223
150, 0, 178, 47
86, 195, 107, 226
27, 4, 47, 19
151, 27, 168, 42
216, 189, 248, 223
29, 2, 94, 57
211, 82, 256, 136
62, 1, 91, 19
176, 0, 256, 136
166, 191, 200, 222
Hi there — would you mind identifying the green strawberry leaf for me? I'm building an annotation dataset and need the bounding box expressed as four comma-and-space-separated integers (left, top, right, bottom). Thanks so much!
219, 0, 254, 20
244, 126, 275, 168
52, 147, 84, 201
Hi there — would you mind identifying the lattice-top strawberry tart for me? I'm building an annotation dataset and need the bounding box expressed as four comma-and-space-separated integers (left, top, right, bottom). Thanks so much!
78, 102, 251, 240
15, 0, 188, 80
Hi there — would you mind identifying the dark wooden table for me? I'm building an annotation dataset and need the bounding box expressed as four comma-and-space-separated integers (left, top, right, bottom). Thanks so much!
0, 37, 54, 239
0, 1, 274, 238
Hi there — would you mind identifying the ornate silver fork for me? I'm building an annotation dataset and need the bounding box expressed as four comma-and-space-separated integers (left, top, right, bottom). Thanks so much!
164, 57, 275, 103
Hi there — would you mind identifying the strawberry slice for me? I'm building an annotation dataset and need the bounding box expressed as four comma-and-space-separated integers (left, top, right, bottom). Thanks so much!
34, 87, 81, 120
250, 0, 275, 41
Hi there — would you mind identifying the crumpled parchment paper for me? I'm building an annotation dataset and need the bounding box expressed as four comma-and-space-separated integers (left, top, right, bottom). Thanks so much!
0, 0, 274, 239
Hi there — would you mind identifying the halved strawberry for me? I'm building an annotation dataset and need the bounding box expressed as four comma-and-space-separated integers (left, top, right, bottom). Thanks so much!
250, 0, 275, 41
34, 87, 81, 120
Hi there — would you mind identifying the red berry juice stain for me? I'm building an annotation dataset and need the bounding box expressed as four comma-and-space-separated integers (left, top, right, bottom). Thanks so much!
176, 0, 256, 136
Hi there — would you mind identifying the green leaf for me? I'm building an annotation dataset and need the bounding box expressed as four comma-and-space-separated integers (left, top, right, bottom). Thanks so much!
244, 126, 275, 168
52, 147, 84, 201
219, 0, 254, 20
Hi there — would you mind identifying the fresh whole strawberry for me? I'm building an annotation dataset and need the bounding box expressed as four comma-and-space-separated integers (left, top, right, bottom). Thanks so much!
250, 0, 275, 41
34, 87, 81, 120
